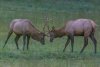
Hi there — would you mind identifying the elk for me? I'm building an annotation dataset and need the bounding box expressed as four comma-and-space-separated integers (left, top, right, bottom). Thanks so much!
3, 19, 46, 50
49, 19, 97, 53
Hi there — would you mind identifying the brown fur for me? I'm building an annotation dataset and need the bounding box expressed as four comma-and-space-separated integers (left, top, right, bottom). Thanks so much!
4, 19, 45, 50
50, 19, 97, 53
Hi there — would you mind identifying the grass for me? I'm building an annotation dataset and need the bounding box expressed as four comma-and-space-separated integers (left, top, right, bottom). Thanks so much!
0, 0, 100, 67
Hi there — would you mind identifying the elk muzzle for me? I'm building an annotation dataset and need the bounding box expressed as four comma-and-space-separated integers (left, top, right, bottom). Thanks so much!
41, 39, 45, 45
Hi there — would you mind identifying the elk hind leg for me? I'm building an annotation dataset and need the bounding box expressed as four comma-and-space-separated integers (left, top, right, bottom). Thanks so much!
90, 35, 97, 53
80, 35, 88, 53
3, 30, 13, 48
14, 35, 20, 50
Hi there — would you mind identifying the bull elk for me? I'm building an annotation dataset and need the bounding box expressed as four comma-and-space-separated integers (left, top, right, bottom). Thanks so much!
49, 19, 97, 53
3, 19, 46, 50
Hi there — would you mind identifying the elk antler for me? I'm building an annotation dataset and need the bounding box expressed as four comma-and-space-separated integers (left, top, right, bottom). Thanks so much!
42, 17, 52, 36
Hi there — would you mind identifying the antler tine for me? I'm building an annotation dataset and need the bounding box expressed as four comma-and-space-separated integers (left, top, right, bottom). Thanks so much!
47, 18, 52, 22
41, 17, 46, 33
46, 18, 52, 33
42, 17, 52, 36
41, 18, 46, 22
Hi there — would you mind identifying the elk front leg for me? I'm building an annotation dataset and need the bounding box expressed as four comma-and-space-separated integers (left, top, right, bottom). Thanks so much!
70, 35, 74, 53
63, 36, 70, 52
23, 32, 26, 50
14, 35, 20, 50
27, 36, 30, 50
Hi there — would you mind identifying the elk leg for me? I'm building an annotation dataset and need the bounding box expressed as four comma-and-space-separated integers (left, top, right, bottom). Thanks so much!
90, 35, 97, 53
70, 35, 74, 53
27, 36, 30, 50
23, 32, 26, 50
80, 36, 88, 53
3, 31, 12, 48
63, 36, 70, 52
14, 35, 20, 50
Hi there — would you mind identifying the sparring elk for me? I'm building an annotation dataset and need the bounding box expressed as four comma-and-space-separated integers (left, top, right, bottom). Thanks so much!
3, 19, 45, 50
49, 19, 97, 53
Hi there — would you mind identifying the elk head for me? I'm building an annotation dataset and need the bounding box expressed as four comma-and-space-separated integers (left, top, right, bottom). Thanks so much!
37, 17, 52, 45
31, 31, 45, 45
50, 26, 56, 42
38, 32, 45, 45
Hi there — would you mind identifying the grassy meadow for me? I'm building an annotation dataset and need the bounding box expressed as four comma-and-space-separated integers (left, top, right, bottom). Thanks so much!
0, 0, 100, 67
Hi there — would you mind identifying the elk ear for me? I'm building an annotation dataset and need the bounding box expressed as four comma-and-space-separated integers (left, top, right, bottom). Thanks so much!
51, 26, 55, 31
52, 26, 55, 30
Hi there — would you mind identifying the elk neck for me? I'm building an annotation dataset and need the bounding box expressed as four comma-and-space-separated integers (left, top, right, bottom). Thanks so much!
30, 27, 40, 40
54, 27, 66, 38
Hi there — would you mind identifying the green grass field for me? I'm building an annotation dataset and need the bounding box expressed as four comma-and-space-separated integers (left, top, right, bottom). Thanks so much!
0, 0, 100, 67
